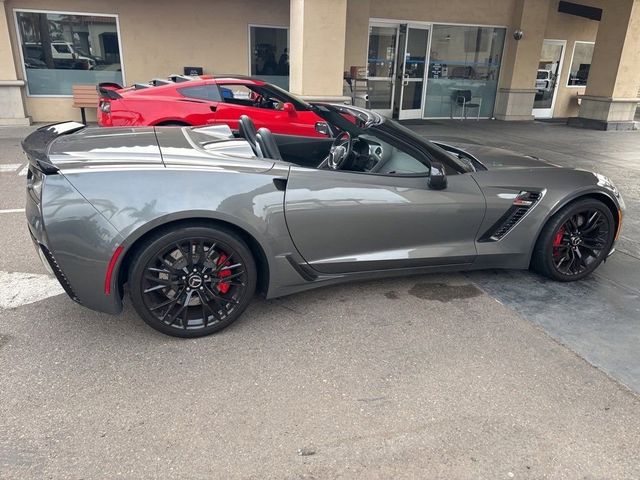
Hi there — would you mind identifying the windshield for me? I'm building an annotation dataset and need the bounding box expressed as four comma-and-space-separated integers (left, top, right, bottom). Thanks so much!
261, 83, 312, 111
312, 103, 473, 173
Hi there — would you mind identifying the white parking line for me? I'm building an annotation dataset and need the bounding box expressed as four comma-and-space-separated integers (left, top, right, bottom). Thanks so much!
0, 270, 64, 309
0, 208, 25, 214
0, 163, 22, 173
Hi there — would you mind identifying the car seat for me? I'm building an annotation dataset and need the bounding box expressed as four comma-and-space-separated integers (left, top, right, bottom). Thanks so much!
256, 127, 283, 161
238, 115, 262, 158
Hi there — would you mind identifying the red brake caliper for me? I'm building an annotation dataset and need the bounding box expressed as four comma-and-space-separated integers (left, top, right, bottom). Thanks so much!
552, 227, 565, 258
216, 253, 231, 294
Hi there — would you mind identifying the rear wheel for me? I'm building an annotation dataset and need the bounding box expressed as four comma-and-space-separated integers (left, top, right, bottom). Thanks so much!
128, 225, 256, 337
531, 198, 615, 281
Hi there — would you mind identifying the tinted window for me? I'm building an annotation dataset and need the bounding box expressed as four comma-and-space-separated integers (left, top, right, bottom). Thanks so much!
179, 84, 222, 102
249, 25, 289, 89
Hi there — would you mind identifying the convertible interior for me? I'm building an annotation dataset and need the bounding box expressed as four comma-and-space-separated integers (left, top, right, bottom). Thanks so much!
236, 114, 431, 175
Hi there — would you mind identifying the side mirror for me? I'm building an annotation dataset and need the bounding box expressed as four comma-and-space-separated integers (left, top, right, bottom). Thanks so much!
428, 162, 447, 190
315, 122, 331, 137
283, 102, 295, 113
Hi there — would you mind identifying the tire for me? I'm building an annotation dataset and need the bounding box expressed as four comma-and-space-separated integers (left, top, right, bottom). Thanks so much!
128, 224, 257, 337
157, 122, 189, 127
531, 198, 615, 282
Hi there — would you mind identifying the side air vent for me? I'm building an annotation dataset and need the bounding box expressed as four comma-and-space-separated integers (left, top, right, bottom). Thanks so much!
39, 244, 82, 304
479, 190, 544, 242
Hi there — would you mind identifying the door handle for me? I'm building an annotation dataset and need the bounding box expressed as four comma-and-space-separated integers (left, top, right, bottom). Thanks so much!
210, 105, 217, 112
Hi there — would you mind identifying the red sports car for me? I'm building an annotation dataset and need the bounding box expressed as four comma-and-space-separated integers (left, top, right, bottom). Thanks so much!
97, 75, 330, 137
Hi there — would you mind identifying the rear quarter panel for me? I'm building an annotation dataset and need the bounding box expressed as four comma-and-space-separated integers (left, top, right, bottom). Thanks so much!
109, 96, 215, 126
41, 174, 125, 313
60, 163, 306, 299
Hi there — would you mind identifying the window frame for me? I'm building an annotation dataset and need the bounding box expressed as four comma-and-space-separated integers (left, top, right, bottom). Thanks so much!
13, 8, 126, 97
247, 24, 289, 77
566, 41, 595, 88
178, 83, 222, 102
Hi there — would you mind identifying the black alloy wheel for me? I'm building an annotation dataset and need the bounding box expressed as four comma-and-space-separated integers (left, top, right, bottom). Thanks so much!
129, 225, 256, 337
532, 198, 615, 281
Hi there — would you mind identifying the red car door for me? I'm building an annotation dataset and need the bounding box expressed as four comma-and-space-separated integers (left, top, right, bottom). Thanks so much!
213, 83, 324, 137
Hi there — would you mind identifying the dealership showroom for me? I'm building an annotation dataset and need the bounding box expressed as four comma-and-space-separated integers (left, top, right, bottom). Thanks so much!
1, 0, 640, 477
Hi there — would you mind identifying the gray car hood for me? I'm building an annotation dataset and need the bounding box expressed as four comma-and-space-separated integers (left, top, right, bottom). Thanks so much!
454, 143, 559, 170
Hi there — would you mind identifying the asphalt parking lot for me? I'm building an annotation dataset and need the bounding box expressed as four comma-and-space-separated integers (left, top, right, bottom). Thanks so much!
1, 121, 639, 479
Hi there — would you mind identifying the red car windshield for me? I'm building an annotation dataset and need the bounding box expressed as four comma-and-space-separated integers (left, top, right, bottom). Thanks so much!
252, 83, 312, 111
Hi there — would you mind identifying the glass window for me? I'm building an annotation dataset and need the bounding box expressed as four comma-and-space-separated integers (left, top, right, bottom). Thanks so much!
367, 25, 398, 111
249, 26, 289, 90
217, 83, 308, 111
424, 25, 506, 118
534, 40, 564, 110
178, 85, 221, 102
15, 10, 123, 96
218, 84, 254, 102
567, 42, 594, 86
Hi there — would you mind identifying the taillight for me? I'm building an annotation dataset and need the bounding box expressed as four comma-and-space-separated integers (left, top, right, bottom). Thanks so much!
100, 101, 111, 113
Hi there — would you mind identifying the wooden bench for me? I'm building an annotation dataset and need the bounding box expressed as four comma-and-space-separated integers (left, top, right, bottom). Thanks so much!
72, 84, 99, 124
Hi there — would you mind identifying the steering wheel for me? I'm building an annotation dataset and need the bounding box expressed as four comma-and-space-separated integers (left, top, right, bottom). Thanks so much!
255, 94, 275, 109
327, 132, 353, 170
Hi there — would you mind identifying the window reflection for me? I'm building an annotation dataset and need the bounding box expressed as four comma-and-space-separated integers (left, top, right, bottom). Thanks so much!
16, 11, 123, 96
424, 25, 505, 118
567, 42, 594, 86
250, 26, 289, 90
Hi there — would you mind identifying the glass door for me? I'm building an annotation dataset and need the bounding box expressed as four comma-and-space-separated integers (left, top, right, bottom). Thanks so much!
532, 39, 566, 118
367, 24, 399, 117
398, 25, 430, 120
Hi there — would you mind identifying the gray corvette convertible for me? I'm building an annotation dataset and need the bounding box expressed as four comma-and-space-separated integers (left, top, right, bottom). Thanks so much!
24, 103, 624, 337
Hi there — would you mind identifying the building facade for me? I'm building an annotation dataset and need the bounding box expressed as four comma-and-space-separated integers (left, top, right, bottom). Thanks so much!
0, 0, 638, 129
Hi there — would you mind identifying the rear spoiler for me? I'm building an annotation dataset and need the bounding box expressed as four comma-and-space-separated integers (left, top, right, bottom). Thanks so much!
97, 82, 122, 100
150, 78, 172, 86
21, 121, 86, 174
168, 74, 193, 83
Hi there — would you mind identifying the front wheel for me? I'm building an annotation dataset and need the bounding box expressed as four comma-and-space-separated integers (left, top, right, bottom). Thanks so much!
128, 225, 257, 337
531, 198, 615, 281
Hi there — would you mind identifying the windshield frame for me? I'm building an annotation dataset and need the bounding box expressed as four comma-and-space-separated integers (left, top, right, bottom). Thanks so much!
311, 103, 474, 174
259, 83, 313, 111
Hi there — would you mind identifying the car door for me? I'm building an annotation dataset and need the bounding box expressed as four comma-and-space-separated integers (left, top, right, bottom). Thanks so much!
212, 84, 264, 131
213, 83, 322, 136
284, 167, 485, 274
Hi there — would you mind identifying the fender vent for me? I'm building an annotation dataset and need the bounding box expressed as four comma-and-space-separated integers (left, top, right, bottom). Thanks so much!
39, 244, 82, 304
479, 191, 543, 242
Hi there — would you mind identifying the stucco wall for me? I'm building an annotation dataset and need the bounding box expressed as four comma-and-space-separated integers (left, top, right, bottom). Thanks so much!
5, 0, 290, 122
4, 0, 632, 122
